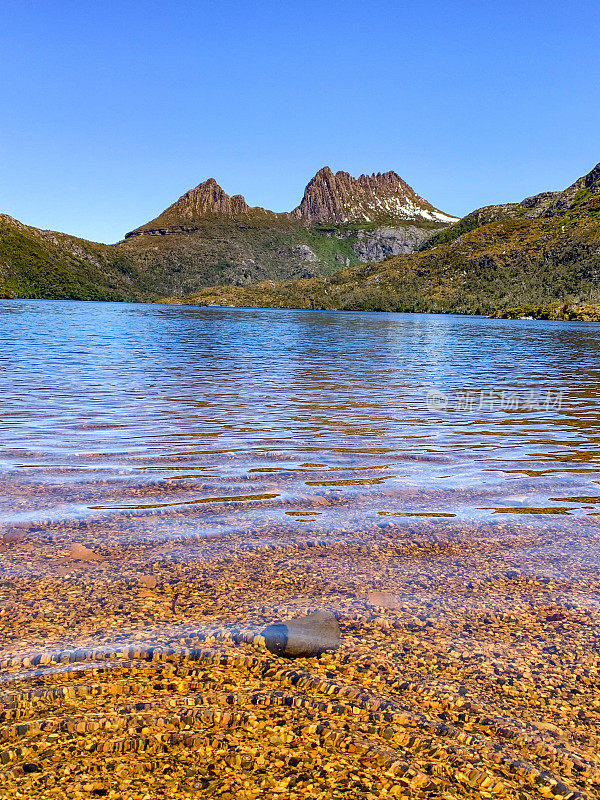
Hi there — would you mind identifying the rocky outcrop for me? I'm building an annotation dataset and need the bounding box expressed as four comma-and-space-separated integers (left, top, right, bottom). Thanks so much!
520, 191, 561, 217
124, 225, 203, 239
292, 167, 458, 226
353, 225, 439, 262
517, 162, 600, 220
127, 178, 273, 235
291, 244, 318, 262
163, 178, 252, 219
540, 161, 600, 218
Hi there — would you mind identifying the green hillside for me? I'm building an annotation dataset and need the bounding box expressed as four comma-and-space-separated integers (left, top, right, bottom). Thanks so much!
167, 162, 600, 319
0, 215, 142, 301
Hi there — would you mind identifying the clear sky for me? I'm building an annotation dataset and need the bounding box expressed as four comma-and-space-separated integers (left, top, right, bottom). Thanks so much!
1, 0, 599, 243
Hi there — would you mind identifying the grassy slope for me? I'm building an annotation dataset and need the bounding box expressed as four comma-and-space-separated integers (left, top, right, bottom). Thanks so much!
1, 212, 442, 300
0, 217, 144, 300
118, 216, 446, 295
167, 191, 600, 316
117, 216, 366, 297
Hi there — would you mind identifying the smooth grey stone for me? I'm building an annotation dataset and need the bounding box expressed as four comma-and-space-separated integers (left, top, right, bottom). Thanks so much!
262, 611, 340, 658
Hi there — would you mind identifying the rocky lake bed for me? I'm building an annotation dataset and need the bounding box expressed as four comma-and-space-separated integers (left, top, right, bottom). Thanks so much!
1, 516, 599, 799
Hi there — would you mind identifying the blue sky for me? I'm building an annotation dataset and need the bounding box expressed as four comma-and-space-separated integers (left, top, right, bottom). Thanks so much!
1, 0, 599, 243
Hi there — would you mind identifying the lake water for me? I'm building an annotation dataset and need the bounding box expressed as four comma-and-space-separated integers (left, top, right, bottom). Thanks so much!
3, 299, 600, 798
1, 300, 599, 552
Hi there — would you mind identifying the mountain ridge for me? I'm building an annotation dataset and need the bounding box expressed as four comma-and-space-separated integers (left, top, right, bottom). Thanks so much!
125, 167, 458, 237
165, 160, 600, 318
125, 178, 276, 237
0, 166, 457, 299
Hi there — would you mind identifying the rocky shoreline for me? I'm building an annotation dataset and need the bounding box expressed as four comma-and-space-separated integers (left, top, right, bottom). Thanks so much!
491, 303, 600, 322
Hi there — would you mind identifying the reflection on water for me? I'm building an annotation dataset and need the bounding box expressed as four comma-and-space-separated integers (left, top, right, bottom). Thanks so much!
1, 300, 599, 539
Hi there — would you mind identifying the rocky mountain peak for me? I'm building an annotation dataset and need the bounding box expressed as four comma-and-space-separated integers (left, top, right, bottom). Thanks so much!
127, 166, 459, 238
165, 178, 252, 220
292, 167, 458, 226
127, 178, 272, 235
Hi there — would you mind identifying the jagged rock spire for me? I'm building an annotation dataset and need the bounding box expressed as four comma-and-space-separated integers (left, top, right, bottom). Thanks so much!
157, 178, 252, 221
292, 167, 458, 225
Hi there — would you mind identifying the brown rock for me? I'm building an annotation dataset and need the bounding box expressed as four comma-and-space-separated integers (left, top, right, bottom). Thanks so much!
292, 167, 456, 225
139, 574, 157, 589
366, 591, 401, 609
69, 543, 101, 562
1, 530, 26, 544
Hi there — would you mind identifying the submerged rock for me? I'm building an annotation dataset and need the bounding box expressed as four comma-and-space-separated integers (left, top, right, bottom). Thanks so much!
69, 543, 101, 562
262, 611, 340, 658
366, 590, 401, 609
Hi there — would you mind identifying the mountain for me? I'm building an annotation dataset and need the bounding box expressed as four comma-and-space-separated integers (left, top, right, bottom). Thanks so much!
117, 169, 458, 296
0, 168, 457, 300
126, 168, 457, 233
292, 167, 457, 226
168, 161, 600, 318
125, 178, 271, 235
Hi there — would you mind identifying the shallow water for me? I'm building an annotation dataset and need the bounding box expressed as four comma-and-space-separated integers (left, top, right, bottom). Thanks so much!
1, 300, 599, 542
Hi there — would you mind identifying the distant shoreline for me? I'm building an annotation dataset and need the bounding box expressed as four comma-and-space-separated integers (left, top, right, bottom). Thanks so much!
490, 302, 600, 322
3, 294, 600, 323
161, 295, 600, 323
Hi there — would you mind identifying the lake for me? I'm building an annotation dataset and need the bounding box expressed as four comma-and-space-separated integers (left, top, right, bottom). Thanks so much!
2, 300, 600, 798
1, 300, 599, 545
